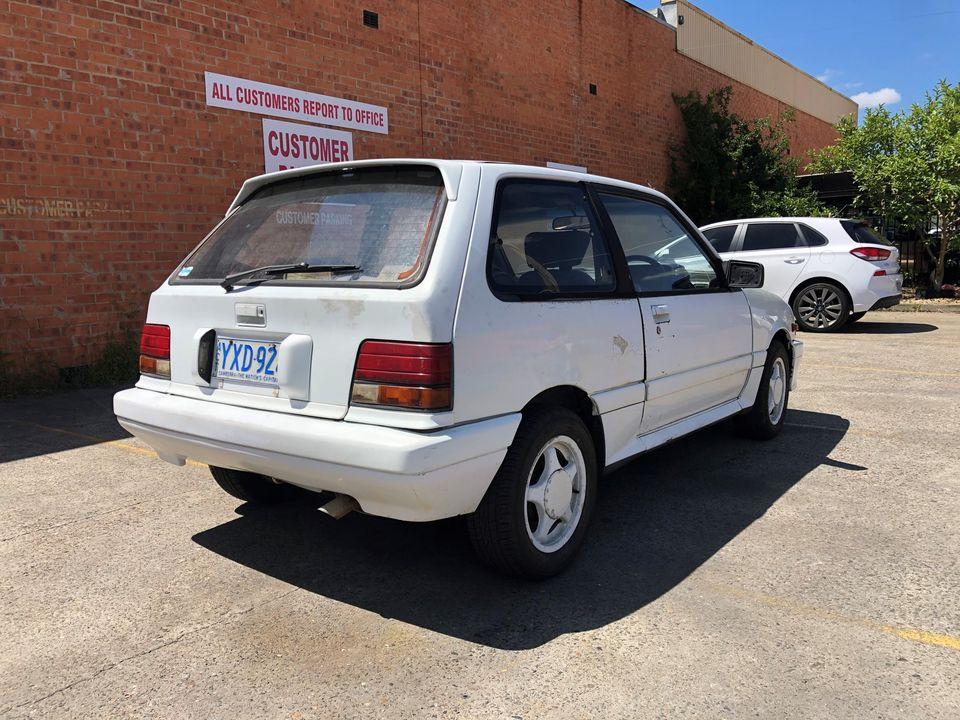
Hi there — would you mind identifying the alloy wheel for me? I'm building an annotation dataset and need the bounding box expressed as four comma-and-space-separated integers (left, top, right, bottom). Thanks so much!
524, 435, 586, 553
797, 285, 843, 329
767, 356, 787, 424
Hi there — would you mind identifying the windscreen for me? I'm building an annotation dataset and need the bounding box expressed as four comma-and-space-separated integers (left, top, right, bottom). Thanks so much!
841, 220, 892, 246
175, 166, 445, 286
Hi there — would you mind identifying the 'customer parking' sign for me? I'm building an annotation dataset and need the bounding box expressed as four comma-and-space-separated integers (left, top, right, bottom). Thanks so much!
262, 119, 353, 173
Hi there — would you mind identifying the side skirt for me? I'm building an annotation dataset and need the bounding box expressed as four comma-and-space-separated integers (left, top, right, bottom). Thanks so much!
601, 365, 764, 473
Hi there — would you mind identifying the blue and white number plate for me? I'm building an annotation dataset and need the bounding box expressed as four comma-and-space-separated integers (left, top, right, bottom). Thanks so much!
215, 336, 279, 385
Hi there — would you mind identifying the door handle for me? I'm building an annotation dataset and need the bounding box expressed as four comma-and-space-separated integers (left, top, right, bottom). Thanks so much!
784, 257, 805, 264
651, 304, 670, 323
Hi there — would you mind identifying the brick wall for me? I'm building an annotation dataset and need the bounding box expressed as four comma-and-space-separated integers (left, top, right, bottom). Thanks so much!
0, 0, 840, 373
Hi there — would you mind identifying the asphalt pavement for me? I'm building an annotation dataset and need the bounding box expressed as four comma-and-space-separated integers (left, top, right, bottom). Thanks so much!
1, 312, 958, 718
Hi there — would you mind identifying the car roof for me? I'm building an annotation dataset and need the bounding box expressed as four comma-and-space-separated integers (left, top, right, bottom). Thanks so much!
700, 217, 842, 230
227, 159, 669, 215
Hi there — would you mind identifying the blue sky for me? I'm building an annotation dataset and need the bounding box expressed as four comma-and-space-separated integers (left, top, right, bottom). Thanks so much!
639, 0, 958, 117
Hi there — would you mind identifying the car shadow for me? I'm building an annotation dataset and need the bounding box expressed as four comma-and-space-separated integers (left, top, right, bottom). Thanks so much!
193, 408, 850, 650
0, 386, 133, 463
840, 320, 938, 334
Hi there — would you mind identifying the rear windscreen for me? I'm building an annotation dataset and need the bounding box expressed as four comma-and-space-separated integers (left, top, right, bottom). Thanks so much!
841, 220, 892, 246
174, 166, 445, 286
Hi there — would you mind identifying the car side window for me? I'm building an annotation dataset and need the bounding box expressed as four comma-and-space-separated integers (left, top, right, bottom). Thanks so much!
702, 225, 737, 253
798, 223, 828, 247
741, 223, 803, 251
597, 193, 720, 293
488, 181, 617, 296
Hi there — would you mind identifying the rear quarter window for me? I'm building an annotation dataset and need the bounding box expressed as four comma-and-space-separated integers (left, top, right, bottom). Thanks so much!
798, 224, 828, 247
487, 180, 617, 297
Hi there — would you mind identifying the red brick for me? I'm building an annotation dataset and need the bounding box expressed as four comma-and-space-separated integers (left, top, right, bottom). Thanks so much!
1, 0, 840, 372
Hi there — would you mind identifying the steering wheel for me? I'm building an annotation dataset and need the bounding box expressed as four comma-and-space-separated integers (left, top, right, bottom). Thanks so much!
499, 241, 560, 292
625, 254, 668, 267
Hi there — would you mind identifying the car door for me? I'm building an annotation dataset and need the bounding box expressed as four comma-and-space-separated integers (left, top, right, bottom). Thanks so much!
593, 190, 753, 434
734, 222, 811, 300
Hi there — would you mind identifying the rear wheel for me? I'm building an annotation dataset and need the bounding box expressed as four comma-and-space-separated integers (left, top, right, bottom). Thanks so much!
735, 341, 790, 440
848, 311, 867, 324
209, 466, 289, 504
466, 406, 597, 579
792, 282, 850, 332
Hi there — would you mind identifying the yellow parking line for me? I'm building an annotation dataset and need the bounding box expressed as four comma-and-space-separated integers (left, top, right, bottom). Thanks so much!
882, 627, 960, 651
813, 364, 960, 378
28, 423, 206, 468
708, 582, 960, 652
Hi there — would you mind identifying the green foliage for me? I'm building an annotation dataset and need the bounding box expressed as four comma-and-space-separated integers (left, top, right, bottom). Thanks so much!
668, 86, 831, 225
747, 186, 834, 218
810, 80, 960, 286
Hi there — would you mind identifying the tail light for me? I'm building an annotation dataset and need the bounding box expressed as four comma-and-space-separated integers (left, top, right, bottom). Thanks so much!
351, 341, 451, 411
139, 323, 171, 379
850, 247, 891, 261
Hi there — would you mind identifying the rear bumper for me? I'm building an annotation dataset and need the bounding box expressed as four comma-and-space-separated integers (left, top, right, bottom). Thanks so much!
114, 388, 520, 521
852, 274, 903, 312
869, 293, 902, 311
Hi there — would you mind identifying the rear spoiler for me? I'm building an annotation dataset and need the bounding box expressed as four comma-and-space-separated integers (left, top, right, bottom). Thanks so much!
226, 159, 464, 216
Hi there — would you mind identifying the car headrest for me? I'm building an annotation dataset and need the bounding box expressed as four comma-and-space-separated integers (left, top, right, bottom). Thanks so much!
524, 231, 591, 269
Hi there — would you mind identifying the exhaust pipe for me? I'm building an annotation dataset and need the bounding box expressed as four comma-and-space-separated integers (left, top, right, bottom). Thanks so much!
319, 494, 361, 519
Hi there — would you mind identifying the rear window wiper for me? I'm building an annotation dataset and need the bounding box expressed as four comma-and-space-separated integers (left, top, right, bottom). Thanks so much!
220, 262, 362, 291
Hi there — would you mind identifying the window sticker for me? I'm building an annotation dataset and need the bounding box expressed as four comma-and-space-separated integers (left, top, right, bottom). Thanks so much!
178, 266, 194, 277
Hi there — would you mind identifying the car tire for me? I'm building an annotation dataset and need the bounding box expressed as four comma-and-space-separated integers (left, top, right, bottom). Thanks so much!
466, 406, 598, 579
848, 311, 867, 324
792, 282, 850, 332
735, 341, 790, 441
209, 466, 290, 504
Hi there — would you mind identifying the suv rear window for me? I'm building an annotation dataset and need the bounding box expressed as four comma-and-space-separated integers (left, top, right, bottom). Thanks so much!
174, 166, 445, 287
841, 220, 893, 246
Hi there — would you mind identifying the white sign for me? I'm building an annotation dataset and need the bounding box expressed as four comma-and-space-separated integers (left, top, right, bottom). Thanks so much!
262, 119, 353, 173
205, 71, 388, 134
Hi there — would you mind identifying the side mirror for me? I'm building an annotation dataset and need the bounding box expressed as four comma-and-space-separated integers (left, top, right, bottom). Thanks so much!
724, 260, 764, 288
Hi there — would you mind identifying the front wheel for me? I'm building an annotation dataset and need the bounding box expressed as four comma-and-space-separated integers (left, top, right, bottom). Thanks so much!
792, 282, 850, 332
735, 341, 790, 440
466, 406, 597, 578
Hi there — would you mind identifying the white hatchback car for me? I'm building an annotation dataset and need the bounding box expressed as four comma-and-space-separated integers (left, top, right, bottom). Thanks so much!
700, 217, 903, 332
115, 160, 802, 577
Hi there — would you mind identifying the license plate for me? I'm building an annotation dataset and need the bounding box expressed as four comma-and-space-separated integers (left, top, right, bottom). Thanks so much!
215, 337, 279, 385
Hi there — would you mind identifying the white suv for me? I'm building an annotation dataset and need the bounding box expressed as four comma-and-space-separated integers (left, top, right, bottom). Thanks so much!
114, 160, 802, 577
700, 217, 903, 332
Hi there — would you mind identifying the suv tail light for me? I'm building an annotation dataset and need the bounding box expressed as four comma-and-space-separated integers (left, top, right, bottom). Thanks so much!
351, 341, 452, 411
850, 246, 891, 261
139, 323, 171, 379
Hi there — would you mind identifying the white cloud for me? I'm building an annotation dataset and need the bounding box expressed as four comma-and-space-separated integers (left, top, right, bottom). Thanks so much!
816, 68, 840, 83
850, 87, 902, 109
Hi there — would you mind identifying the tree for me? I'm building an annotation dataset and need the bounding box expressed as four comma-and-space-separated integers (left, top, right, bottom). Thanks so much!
668, 86, 830, 225
810, 80, 960, 287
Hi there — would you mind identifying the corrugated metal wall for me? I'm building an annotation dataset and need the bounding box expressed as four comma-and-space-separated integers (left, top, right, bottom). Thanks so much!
673, 1, 857, 124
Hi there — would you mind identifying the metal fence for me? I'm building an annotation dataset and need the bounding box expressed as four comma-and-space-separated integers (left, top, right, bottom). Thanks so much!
865, 215, 937, 288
